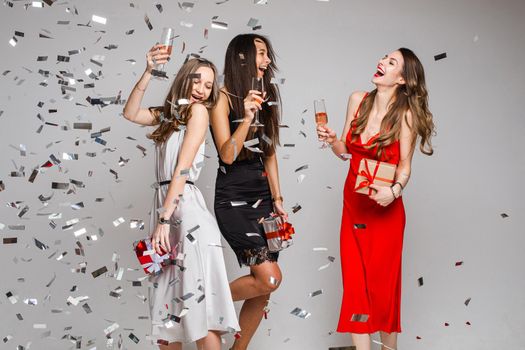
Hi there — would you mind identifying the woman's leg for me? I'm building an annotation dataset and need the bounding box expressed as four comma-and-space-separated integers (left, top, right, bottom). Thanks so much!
195, 330, 222, 350
159, 342, 182, 350
351, 333, 371, 350
230, 261, 282, 301
230, 261, 282, 350
379, 331, 397, 350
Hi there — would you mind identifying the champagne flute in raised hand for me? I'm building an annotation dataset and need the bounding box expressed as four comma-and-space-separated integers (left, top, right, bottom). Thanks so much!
314, 99, 329, 148
251, 76, 265, 127
151, 27, 174, 79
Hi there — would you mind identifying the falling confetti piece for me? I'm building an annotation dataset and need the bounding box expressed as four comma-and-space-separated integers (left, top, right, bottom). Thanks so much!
91, 15, 107, 25
434, 52, 447, 61
290, 307, 311, 319
351, 314, 369, 322
417, 277, 424, 287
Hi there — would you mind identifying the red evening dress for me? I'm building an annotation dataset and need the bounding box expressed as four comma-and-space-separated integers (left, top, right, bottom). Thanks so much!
337, 94, 405, 334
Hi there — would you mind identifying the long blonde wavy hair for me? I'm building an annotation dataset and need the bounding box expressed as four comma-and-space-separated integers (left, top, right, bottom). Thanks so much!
148, 58, 219, 144
351, 47, 435, 156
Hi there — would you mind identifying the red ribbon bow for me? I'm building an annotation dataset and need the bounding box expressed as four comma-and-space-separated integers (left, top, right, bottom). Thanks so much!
355, 159, 380, 195
278, 221, 295, 241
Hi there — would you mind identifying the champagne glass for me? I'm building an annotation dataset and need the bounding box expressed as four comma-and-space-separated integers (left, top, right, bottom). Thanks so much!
314, 99, 329, 148
151, 27, 174, 79
251, 77, 264, 127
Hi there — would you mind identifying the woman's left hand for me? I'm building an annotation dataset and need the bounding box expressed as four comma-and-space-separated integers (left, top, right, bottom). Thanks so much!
368, 184, 395, 207
150, 223, 171, 255
273, 200, 289, 221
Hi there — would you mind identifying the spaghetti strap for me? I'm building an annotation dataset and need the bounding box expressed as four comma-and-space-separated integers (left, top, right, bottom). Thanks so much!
354, 92, 369, 118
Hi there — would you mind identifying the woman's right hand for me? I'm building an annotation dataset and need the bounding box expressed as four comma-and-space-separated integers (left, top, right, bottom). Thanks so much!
146, 44, 170, 73
243, 90, 263, 122
317, 124, 337, 145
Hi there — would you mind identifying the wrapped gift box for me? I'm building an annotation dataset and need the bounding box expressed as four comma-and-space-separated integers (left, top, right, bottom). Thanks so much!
354, 158, 396, 195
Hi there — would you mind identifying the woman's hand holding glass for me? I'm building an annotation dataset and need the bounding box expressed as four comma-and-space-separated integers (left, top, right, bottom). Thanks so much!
243, 90, 263, 122
146, 44, 170, 74
316, 125, 337, 145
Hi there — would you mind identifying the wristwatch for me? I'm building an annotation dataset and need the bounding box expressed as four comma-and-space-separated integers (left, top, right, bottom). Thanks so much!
158, 217, 170, 225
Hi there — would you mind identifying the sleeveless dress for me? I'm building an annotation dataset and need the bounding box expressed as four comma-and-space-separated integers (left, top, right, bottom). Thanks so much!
210, 108, 278, 267
148, 127, 240, 343
337, 94, 406, 334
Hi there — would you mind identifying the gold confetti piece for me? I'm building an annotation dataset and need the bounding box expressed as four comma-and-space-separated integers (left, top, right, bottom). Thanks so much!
252, 199, 263, 208
292, 204, 302, 213
297, 174, 306, 183
351, 313, 369, 322
246, 233, 260, 237
269, 276, 280, 286
231, 201, 247, 206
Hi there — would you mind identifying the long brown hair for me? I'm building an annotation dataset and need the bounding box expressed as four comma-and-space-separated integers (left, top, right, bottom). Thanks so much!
223, 33, 281, 159
148, 58, 219, 144
351, 47, 435, 156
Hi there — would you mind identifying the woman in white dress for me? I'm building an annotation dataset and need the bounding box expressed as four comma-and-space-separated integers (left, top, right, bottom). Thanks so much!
123, 45, 240, 350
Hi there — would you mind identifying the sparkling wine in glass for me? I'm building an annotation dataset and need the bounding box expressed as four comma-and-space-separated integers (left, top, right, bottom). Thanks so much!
251, 76, 264, 127
151, 27, 174, 79
314, 99, 329, 148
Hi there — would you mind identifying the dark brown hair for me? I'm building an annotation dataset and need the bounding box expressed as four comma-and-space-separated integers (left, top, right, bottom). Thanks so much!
223, 33, 281, 159
351, 47, 435, 156
148, 58, 219, 144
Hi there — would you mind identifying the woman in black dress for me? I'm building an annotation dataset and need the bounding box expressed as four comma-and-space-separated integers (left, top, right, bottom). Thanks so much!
210, 34, 287, 350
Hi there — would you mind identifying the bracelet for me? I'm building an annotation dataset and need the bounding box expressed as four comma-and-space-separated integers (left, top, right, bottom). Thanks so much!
158, 217, 170, 225
272, 196, 283, 203
394, 181, 404, 189
390, 186, 397, 199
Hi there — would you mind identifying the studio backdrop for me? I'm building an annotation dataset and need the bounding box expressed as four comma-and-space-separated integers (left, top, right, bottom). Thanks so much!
1, 0, 524, 349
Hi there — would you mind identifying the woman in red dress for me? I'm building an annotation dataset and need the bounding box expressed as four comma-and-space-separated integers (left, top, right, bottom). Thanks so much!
317, 48, 435, 350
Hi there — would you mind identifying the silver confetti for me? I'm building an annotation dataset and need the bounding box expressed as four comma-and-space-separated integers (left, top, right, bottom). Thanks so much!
290, 307, 311, 319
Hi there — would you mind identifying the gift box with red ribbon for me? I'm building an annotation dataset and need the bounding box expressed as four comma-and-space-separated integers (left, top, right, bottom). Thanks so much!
262, 216, 296, 252
133, 239, 171, 276
354, 158, 396, 195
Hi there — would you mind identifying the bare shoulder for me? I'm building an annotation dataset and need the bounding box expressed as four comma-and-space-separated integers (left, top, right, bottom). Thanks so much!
188, 103, 209, 124
349, 90, 368, 105
345, 90, 368, 121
